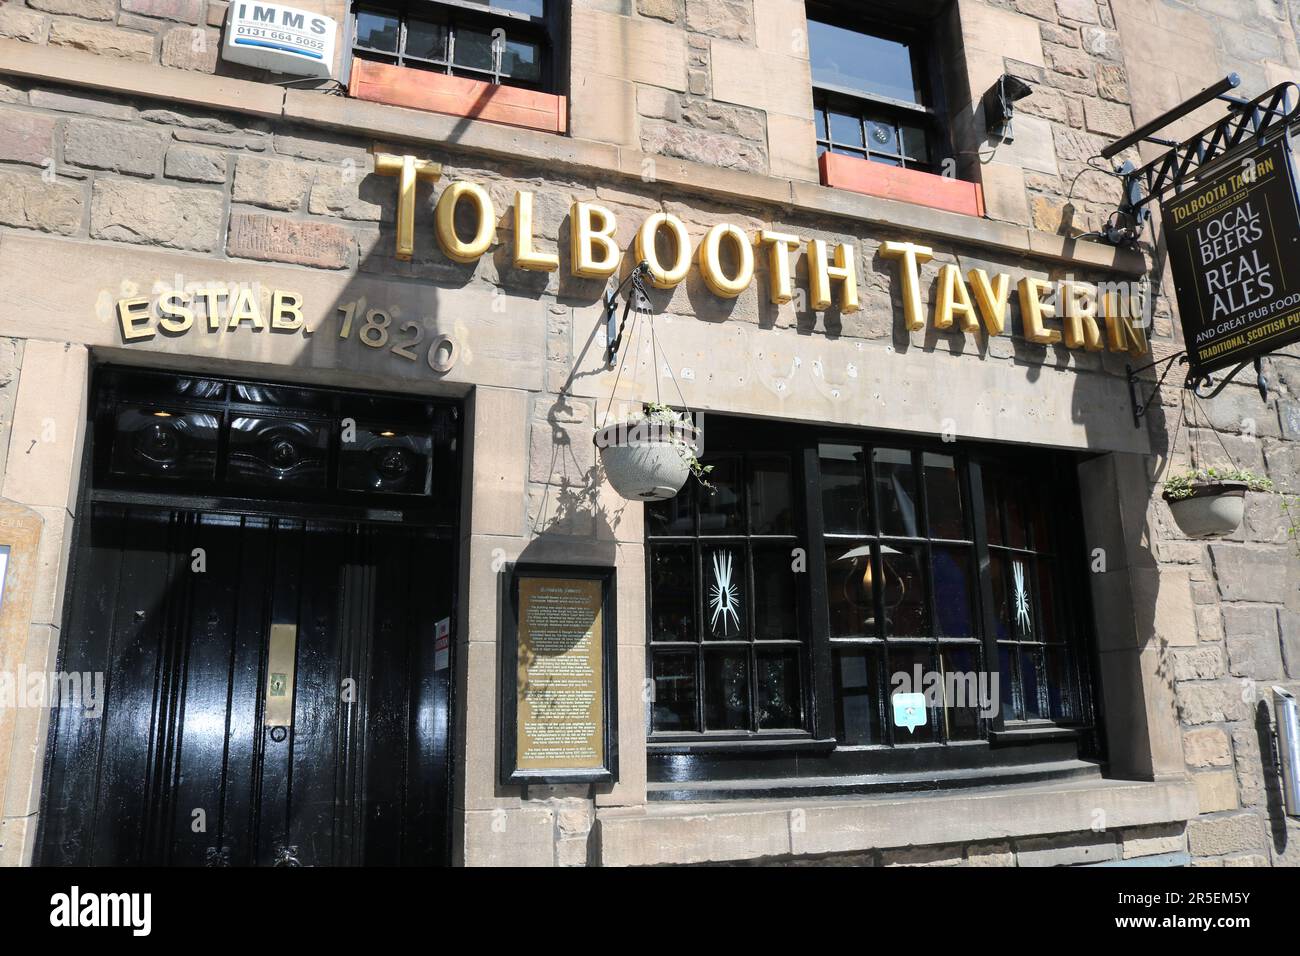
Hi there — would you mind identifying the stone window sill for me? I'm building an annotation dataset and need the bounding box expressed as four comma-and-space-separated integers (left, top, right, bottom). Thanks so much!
594, 776, 1197, 866
348, 58, 568, 135
988, 723, 1081, 745
819, 151, 986, 219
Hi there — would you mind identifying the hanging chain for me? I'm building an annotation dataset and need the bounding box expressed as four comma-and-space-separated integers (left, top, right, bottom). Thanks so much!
1190, 391, 1242, 473
598, 263, 699, 444
599, 291, 642, 431
1168, 386, 1188, 478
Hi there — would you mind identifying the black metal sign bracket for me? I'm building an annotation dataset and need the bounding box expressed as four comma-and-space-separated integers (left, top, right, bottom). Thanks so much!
1126, 351, 1187, 429
1130, 353, 1280, 428
603, 260, 650, 369
1099, 76, 1300, 247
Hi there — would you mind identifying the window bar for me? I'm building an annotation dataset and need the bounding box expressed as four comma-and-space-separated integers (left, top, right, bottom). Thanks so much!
958, 450, 992, 742
863, 445, 891, 743
995, 474, 1024, 721
802, 443, 835, 741
1033, 556, 1051, 718
912, 447, 947, 741
965, 458, 1006, 734
693, 533, 705, 734
738, 454, 757, 733
1058, 457, 1096, 731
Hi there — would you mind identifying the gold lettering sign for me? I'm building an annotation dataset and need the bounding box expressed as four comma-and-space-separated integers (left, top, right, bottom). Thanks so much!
115, 288, 310, 342
699, 223, 755, 298
635, 212, 692, 289
571, 201, 621, 279
1018, 277, 1063, 345
934, 264, 977, 333
880, 241, 934, 332
808, 240, 861, 313
372, 151, 442, 262
1101, 287, 1151, 357
302, 152, 1153, 358
434, 181, 495, 264
759, 230, 802, 305
514, 190, 559, 272
1060, 280, 1103, 351
968, 268, 1011, 337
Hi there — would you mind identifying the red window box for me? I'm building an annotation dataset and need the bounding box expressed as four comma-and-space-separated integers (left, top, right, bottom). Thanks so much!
819, 151, 985, 219
349, 59, 568, 136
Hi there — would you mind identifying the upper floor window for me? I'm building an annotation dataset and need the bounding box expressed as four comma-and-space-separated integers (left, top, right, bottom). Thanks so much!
351, 0, 561, 93
806, 2, 946, 175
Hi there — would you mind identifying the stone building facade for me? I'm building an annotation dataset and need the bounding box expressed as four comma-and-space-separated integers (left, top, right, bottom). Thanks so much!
0, 0, 1293, 867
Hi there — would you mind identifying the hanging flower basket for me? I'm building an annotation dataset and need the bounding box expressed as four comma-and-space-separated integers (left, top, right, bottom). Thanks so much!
594, 404, 709, 502
1162, 468, 1273, 539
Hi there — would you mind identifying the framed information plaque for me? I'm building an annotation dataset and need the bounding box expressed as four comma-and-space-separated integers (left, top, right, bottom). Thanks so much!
499, 564, 619, 786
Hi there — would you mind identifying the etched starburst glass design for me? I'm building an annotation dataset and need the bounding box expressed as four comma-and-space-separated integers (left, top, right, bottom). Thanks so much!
1012, 560, 1032, 636
708, 549, 742, 637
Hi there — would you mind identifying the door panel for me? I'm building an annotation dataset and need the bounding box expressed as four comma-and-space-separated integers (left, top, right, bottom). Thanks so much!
360, 526, 411, 865
217, 514, 273, 867
167, 512, 241, 866
39, 504, 127, 863
93, 507, 178, 866
39, 503, 452, 866
286, 521, 350, 867
404, 530, 452, 864
254, 517, 302, 867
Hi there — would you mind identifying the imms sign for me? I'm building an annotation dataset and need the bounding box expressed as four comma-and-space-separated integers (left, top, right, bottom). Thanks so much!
221, 2, 336, 79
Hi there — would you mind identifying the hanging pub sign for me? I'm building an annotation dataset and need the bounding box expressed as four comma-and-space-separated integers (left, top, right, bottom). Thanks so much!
499, 564, 618, 786
1163, 134, 1300, 381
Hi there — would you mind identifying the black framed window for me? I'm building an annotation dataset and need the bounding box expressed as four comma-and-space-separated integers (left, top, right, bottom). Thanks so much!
647, 452, 806, 736
92, 367, 460, 523
981, 465, 1083, 724
645, 417, 1099, 786
807, 1, 947, 174
823, 444, 984, 747
351, 0, 563, 93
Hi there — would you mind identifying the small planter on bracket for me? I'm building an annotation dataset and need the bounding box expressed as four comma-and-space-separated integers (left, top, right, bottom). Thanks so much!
594, 404, 710, 502
1162, 468, 1273, 539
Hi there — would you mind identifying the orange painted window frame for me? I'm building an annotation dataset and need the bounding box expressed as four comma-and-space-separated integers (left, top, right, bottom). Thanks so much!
349, 58, 568, 135
819, 151, 985, 219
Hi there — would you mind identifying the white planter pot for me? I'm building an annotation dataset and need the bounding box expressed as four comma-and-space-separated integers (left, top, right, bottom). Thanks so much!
594, 419, 696, 501
1165, 483, 1247, 538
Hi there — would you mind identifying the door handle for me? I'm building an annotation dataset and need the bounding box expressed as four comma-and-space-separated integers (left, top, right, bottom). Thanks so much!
264, 623, 297, 728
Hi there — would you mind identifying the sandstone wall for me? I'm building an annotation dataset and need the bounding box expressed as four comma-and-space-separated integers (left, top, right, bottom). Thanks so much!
0, 0, 1295, 867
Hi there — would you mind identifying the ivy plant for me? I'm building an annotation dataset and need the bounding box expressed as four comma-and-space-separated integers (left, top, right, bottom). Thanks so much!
1281, 495, 1300, 561
1162, 466, 1274, 501
622, 402, 715, 490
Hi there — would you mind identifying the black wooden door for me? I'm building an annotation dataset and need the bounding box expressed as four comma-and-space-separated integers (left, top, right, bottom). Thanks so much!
38, 503, 453, 866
